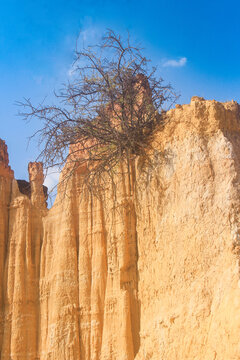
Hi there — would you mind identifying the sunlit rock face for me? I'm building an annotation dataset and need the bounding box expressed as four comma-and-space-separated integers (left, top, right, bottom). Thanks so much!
0, 140, 13, 355
0, 157, 46, 360
1, 97, 240, 359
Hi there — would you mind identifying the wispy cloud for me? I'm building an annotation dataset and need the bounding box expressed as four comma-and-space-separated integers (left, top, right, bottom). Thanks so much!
44, 167, 61, 191
163, 57, 187, 68
66, 22, 103, 78
80, 27, 98, 44
67, 63, 77, 77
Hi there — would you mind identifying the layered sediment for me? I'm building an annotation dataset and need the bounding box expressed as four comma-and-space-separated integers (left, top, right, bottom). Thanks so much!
1, 97, 240, 359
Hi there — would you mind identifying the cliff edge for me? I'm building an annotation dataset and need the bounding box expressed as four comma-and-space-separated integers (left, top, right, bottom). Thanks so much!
1, 97, 240, 359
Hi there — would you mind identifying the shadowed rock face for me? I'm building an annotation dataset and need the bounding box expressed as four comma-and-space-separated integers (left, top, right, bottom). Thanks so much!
1, 97, 240, 359
16, 179, 48, 202
16, 179, 31, 197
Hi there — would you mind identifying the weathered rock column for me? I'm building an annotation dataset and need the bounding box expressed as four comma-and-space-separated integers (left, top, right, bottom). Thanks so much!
1, 162, 46, 360
0, 140, 13, 354
28, 162, 47, 208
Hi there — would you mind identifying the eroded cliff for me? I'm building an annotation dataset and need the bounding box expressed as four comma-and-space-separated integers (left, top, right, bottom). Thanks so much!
1, 97, 240, 359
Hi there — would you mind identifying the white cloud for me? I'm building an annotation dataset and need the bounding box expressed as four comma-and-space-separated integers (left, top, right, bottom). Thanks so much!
66, 24, 102, 78
67, 64, 77, 77
44, 167, 61, 191
163, 57, 187, 68
80, 28, 98, 43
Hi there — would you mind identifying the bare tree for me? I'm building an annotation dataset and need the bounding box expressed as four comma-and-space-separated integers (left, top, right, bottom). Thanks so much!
19, 29, 178, 194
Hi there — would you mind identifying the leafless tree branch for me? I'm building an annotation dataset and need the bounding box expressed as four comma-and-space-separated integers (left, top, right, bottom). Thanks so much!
19, 30, 179, 197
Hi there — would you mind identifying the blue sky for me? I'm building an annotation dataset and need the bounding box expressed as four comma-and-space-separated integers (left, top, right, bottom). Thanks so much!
1, 0, 240, 185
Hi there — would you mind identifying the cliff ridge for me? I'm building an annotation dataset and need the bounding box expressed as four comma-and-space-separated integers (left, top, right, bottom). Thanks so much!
1, 97, 240, 359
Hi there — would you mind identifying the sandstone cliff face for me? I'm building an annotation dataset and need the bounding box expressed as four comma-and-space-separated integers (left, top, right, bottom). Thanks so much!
1, 98, 240, 359
135, 98, 240, 359
0, 140, 13, 354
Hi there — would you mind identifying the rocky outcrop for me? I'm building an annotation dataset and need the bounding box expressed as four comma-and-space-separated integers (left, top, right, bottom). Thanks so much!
0, 141, 13, 354
1, 97, 240, 359
0, 159, 46, 360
